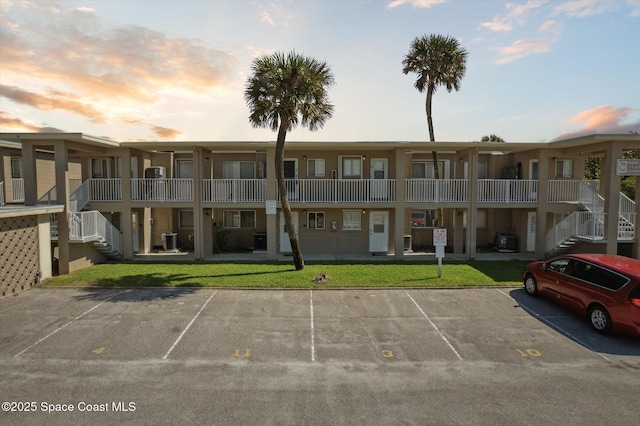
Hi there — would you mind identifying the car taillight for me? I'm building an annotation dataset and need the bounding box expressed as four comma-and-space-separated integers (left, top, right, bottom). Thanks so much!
631, 297, 640, 308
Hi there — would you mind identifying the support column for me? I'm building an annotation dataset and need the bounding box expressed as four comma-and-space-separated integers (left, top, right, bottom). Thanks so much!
54, 141, 70, 274
22, 141, 38, 206
535, 150, 550, 260
120, 148, 133, 259
466, 148, 478, 259
603, 143, 623, 254
394, 149, 406, 260
193, 147, 204, 259
265, 147, 278, 260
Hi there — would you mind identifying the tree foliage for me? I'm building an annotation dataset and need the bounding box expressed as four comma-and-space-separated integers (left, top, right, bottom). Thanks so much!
402, 34, 468, 179
245, 51, 335, 270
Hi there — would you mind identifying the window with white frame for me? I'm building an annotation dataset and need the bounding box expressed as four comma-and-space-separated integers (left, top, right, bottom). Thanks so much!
223, 210, 256, 228
307, 159, 325, 177
10, 157, 22, 178
342, 210, 361, 230
341, 157, 362, 178
410, 209, 438, 228
411, 161, 444, 179
307, 212, 325, 230
555, 160, 573, 178
91, 158, 109, 178
179, 210, 194, 228
223, 161, 255, 179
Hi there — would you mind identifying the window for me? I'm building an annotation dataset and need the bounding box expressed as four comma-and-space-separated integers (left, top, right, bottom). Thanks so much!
10, 157, 22, 178
341, 157, 362, 178
463, 162, 487, 179
223, 210, 256, 228
411, 209, 437, 228
555, 159, 573, 178
179, 210, 194, 228
307, 159, 325, 177
91, 158, 109, 178
412, 161, 444, 179
176, 159, 193, 178
342, 210, 361, 230
223, 161, 255, 179
307, 212, 325, 230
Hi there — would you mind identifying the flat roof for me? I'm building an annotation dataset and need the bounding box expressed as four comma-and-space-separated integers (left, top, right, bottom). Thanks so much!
0, 204, 65, 219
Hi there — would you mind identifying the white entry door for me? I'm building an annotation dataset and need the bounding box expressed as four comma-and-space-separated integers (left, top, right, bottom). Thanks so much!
369, 211, 389, 252
132, 212, 139, 253
279, 211, 299, 253
527, 212, 536, 252
370, 158, 388, 200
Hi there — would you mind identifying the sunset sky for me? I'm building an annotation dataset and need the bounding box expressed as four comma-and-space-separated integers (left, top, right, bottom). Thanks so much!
1, 0, 639, 142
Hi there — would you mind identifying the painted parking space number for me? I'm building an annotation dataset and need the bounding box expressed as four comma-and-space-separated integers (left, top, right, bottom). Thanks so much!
516, 349, 541, 357
234, 349, 250, 357
381, 350, 394, 358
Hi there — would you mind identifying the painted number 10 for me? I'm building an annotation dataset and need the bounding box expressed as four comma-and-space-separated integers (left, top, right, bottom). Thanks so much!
516, 349, 541, 357
234, 349, 250, 357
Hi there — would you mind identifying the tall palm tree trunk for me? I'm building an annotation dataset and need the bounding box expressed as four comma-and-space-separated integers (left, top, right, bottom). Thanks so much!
276, 123, 305, 270
425, 83, 440, 180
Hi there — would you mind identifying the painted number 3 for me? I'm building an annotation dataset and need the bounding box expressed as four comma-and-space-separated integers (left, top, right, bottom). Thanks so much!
516, 349, 541, 357
381, 350, 394, 358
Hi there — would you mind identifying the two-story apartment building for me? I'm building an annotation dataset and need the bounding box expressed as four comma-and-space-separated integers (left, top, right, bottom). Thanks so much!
1, 132, 638, 286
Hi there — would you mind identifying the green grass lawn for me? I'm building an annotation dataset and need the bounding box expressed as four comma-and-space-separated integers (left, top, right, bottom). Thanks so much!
42, 260, 529, 288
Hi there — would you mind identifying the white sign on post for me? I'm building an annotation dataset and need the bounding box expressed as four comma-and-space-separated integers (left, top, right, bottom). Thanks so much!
433, 228, 447, 278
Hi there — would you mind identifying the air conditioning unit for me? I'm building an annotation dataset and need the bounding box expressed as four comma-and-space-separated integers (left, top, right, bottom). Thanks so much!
145, 166, 166, 179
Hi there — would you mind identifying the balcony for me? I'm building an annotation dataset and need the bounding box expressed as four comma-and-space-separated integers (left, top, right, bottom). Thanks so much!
478, 179, 538, 203
281, 179, 396, 203
203, 179, 266, 203
131, 178, 193, 202
405, 179, 468, 203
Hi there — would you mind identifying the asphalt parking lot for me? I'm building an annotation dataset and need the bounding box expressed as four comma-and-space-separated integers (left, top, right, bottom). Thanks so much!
1, 287, 639, 425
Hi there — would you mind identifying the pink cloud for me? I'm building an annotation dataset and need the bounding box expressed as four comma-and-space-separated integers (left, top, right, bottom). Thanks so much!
553, 106, 640, 140
387, 0, 448, 9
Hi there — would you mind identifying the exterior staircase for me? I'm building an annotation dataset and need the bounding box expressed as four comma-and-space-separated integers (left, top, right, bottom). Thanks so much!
42, 180, 123, 259
545, 181, 635, 258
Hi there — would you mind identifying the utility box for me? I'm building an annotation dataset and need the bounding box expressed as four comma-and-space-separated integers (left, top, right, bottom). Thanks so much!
162, 232, 177, 251
254, 232, 267, 251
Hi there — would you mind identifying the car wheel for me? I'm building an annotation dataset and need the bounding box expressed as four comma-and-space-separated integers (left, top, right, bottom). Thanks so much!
524, 274, 538, 296
588, 304, 612, 334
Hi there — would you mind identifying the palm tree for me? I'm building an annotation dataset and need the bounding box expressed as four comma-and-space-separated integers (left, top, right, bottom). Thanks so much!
245, 51, 335, 270
402, 34, 468, 179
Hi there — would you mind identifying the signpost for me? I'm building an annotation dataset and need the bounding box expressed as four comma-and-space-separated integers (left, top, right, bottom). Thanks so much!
433, 228, 447, 278
616, 159, 640, 176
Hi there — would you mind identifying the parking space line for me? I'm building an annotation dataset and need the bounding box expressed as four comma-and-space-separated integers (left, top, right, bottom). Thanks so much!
14, 290, 126, 357
405, 291, 463, 361
162, 290, 217, 360
496, 289, 610, 361
310, 290, 315, 362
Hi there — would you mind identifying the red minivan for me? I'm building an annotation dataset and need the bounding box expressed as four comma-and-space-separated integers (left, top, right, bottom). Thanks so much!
522, 254, 640, 336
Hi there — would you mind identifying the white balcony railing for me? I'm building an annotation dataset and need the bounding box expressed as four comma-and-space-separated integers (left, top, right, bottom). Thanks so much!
90, 178, 122, 202
281, 179, 396, 203
478, 179, 538, 203
203, 179, 266, 203
11, 178, 25, 203
405, 179, 467, 203
68, 211, 122, 255
547, 180, 600, 204
131, 178, 193, 202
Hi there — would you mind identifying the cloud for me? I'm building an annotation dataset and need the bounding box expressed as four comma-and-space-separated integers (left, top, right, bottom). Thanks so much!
492, 20, 561, 64
151, 125, 182, 140
386, 0, 448, 9
0, 111, 65, 133
629, 0, 640, 17
481, 0, 548, 32
553, 0, 618, 18
0, 85, 106, 122
0, 0, 237, 128
553, 105, 640, 140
